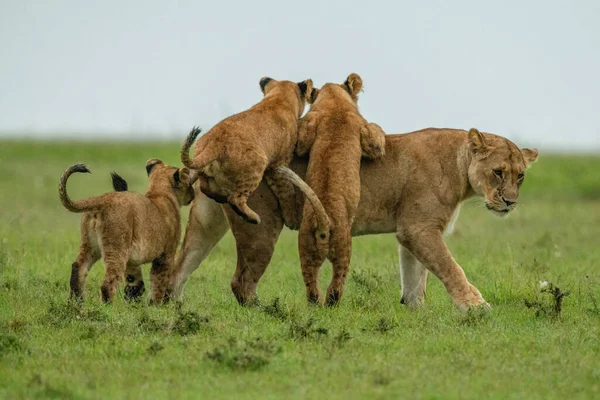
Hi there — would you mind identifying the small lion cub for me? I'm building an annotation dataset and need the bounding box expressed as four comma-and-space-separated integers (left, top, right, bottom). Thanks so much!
296, 73, 387, 306
181, 77, 314, 225
59, 159, 196, 303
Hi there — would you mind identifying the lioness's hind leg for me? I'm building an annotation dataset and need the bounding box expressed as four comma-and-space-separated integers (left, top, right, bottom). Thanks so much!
124, 264, 145, 301
398, 244, 428, 307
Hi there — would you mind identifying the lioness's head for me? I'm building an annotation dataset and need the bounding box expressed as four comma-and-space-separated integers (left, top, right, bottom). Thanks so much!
259, 77, 314, 117
309, 73, 363, 107
145, 159, 197, 206
467, 128, 538, 217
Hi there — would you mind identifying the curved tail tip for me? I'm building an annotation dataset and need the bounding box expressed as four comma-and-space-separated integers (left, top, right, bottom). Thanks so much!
187, 126, 202, 143
72, 163, 91, 174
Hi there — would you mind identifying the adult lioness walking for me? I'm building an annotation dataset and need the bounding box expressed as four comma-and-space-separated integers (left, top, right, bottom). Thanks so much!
172, 128, 538, 311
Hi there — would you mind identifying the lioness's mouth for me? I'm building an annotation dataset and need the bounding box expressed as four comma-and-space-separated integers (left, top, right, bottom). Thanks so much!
485, 203, 511, 217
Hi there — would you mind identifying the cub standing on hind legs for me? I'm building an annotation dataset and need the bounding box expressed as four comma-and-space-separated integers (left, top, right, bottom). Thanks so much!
180, 77, 328, 230
60, 159, 196, 303
297, 73, 387, 306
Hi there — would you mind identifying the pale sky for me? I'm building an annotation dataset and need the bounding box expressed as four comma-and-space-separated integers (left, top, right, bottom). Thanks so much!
1, 0, 599, 150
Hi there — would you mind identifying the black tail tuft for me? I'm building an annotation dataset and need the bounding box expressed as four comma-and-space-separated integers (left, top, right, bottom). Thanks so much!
110, 172, 128, 192
72, 164, 91, 174
187, 126, 202, 145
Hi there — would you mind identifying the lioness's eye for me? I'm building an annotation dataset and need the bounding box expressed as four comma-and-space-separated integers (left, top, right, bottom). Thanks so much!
518, 173, 525, 180
493, 169, 503, 178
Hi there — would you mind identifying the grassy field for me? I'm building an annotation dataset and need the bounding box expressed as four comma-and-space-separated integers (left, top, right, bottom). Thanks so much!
0, 140, 599, 399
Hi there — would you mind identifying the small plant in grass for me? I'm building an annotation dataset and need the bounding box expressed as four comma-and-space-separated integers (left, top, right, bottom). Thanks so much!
525, 282, 570, 319
374, 317, 397, 334
146, 341, 164, 356
289, 317, 329, 340
205, 338, 281, 371
261, 297, 291, 321
171, 306, 209, 336
0, 334, 24, 355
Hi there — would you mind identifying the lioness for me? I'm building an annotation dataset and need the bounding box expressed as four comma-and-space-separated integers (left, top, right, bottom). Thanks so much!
172, 128, 538, 311
296, 73, 387, 306
60, 159, 196, 303
181, 77, 316, 226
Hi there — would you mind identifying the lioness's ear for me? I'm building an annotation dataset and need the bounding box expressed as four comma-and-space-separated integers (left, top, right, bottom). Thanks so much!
259, 77, 273, 94
297, 79, 313, 102
344, 73, 363, 97
309, 87, 321, 104
521, 148, 539, 167
468, 128, 488, 154
146, 159, 163, 176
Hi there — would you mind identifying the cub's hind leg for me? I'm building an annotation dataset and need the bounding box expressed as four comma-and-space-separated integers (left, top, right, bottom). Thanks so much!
100, 248, 129, 303
70, 214, 100, 301
70, 246, 100, 301
226, 155, 268, 225
264, 168, 301, 230
149, 252, 173, 305
325, 223, 352, 307
298, 212, 329, 305
124, 264, 145, 301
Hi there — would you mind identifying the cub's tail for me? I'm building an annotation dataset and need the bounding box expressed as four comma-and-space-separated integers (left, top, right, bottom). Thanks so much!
272, 166, 330, 241
111, 172, 128, 192
180, 126, 218, 171
59, 164, 105, 213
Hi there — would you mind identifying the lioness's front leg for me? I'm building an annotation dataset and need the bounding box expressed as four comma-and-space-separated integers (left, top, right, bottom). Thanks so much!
225, 179, 284, 304
170, 191, 229, 301
396, 225, 489, 311
397, 245, 428, 307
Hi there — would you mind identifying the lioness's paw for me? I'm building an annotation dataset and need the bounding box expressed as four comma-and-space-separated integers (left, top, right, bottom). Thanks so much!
453, 284, 491, 312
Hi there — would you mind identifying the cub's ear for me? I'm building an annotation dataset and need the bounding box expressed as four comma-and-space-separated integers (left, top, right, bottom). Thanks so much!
344, 73, 363, 97
468, 128, 488, 155
145, 159, 163, 176
176, 167, 193, 185
297, 79, 314, 102
259, 77, 273, 93
521, 148, 539, 167
309, 87, 321, 104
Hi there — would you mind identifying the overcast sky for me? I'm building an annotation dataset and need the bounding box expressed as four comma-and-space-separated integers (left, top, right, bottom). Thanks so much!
1, 0, 599, 150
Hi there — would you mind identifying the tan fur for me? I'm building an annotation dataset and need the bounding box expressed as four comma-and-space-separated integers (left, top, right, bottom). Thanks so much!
181, 77, 329, 232
172, 128, 538, 311
60, 160, 196, 303
296, 73, 386, 306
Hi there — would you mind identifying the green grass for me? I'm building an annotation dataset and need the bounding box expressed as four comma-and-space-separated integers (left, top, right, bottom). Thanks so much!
1, 140, 599, 399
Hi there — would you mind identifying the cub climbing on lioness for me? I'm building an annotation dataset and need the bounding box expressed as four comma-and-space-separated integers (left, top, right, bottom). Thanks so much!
180, 77, 328, 231
296, 73, 387, 306
60, 159, 196, 303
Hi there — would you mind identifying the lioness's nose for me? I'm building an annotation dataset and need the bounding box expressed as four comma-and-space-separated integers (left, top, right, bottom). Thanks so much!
502, 197, 516, 206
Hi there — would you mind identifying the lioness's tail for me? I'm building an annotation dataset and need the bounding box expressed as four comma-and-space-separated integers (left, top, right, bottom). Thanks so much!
272, 166, 330, 240
181, 126, 218, 171
59, 164, 104, 213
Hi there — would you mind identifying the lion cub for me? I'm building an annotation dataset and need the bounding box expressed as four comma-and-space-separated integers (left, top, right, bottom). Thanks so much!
59, 159, 196, 303
296, 73, 387, 306
181, 77, 314, 225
